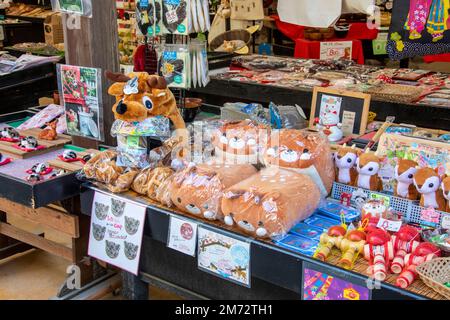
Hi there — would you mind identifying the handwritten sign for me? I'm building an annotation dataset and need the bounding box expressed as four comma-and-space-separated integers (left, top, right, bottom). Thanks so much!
320, 41, 352, 60
197, 227, 251, 287
88, 191, 146, 275
167, 216, 198, 256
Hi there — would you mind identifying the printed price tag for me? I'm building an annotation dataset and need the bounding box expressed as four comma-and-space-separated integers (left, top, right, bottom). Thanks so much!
167, 216, 198, 256
320, 41, 352, 60
88, 191, 146, 275
376, 217, 402, 232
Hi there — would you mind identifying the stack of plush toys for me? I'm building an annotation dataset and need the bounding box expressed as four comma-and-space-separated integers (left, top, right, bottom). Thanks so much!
335, 144, 450, 212
80, 71, 447, 292
81, 71, 336, 238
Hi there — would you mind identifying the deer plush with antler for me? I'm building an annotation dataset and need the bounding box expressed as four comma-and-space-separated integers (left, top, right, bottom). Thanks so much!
334, 143, 360, 185
105, 71, 186, 132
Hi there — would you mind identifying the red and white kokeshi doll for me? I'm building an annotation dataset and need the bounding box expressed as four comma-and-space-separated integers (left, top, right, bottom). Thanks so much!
395, 242, 441, 289
390, 225, 421, 274
364, 229, 394, 281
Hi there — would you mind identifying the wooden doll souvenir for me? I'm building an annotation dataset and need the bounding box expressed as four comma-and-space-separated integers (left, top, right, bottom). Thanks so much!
413, 167, 446, 212
354, 149, 382, 191
394, 158, 419, 200
334, 143, 360, 185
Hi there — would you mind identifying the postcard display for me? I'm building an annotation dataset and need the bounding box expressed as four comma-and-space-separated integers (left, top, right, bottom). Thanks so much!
57, 64, 105, 141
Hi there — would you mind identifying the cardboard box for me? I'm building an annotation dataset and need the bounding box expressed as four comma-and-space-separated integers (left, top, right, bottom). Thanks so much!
44, 14, 64, 45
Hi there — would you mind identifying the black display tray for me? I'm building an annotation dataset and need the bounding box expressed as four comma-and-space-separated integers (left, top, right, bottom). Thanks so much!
0, 110, 82, 208
80, 185, 429, 300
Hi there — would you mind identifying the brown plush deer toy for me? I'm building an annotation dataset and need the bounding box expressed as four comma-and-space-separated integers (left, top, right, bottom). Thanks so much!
413, 167, 446, 211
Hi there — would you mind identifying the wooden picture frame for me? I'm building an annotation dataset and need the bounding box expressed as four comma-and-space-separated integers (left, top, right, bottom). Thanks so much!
309, 87, 371, 137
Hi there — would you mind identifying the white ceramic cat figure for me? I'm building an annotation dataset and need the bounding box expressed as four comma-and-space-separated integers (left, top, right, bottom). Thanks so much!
316, 112, 343, 142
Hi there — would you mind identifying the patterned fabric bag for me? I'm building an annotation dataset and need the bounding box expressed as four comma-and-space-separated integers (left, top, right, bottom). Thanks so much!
387, 0, 450, 60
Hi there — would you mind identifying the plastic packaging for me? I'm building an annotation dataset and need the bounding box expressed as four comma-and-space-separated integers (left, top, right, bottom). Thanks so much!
81, 150, 138, 193
263, 129, 335, 197
269, 102, 308, 129
211, 119, 270, 165
131, 166, 174, 200
275, 234, 319, 256
169, 162, 257, 220
51, 0, 93, 18
221, 167, 321, 239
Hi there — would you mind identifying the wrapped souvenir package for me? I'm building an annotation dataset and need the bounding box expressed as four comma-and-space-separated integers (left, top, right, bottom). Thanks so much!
82, 150, 138, 193
131, 166, 174, 200
263, 129, 335, 196
168, 162, 258, 220
211, 119, 270, 164
221, 167, 321, 239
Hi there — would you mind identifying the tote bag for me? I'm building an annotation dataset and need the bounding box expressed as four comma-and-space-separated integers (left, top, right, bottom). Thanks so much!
230, 0, 264, 21
277, 0, 341, 28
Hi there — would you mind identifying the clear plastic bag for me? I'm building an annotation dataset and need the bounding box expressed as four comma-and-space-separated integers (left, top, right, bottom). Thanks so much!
263, 129, 335, 197
51, 0, 93, 17
131, 166, 174, 200
168, 162, 257, 220
221, 167, 321, 239
81, 150, 138, 193
116, 135, 150, 168
211, 119, 271, 165
269, 102, 308, 129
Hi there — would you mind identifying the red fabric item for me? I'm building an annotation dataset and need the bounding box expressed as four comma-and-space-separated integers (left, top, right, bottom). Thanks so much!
423, 53, 450, 63
294, 38, 365, 64
134, 44, 146, 72
272, 14, 305, 41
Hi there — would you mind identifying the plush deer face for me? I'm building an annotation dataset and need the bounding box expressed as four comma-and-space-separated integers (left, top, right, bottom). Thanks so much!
395, 159, 418, 184
106, 71, 173, 122
335, 144, 360, 170
441, 175, 450, 201
356, 152, 381, 176
413, 167, 441, 194
169, 163, 257, 220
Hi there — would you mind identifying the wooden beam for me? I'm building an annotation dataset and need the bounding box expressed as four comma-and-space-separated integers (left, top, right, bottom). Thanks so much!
0, 240, 35, 260
0, 198, 79, 238
0, 222, 74, 262
62, 0, 119, 147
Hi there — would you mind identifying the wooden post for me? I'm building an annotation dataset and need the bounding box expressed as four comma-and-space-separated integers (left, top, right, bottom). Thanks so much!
62, 0, 119, 147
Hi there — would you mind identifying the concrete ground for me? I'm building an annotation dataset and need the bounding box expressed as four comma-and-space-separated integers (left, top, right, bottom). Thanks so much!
0, 215, 180, 300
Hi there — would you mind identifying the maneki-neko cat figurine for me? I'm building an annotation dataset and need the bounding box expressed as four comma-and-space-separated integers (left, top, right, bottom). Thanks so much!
105, 71, 186, 138
354, 149, 382, 191
334, 143, 360, 185
394, 158, 419, 200
413, 167, 446, 212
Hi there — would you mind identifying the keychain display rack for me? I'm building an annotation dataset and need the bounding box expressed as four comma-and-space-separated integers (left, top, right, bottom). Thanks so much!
331, 182, 449, 227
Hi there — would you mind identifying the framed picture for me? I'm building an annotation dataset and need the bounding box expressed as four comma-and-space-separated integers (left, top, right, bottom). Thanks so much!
309, 87, 371, 137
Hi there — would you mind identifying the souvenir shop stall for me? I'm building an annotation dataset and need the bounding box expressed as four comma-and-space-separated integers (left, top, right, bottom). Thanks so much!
73, 1, 449, 301
0, 0, 450, 301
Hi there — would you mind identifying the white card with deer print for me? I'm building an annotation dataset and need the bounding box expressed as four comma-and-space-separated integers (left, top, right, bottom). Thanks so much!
167, 216, 198, 256
197, 227, 251, 287
88, 191, 146, 275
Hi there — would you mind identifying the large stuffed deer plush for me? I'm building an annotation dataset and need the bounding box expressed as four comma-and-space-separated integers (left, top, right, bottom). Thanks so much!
105, 71, 186, 131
